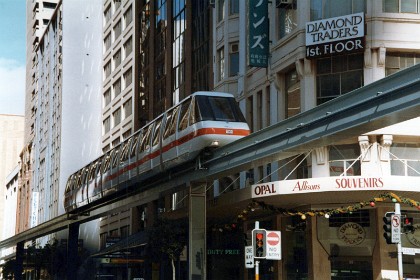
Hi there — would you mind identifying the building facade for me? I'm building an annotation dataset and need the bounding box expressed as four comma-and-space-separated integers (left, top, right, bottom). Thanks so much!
0, 115, 24, 239
19, 0, 103, 251
208, 0, 420, 279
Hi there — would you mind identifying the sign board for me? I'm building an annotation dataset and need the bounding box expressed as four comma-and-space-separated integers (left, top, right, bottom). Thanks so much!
391, 214, 401, 243
244, 246, 254, 268
248, 0, 269, 67
402, 247, 420, 255
265, 230, 281, 260
252, 176, 420, 198
305, 12, 364, 58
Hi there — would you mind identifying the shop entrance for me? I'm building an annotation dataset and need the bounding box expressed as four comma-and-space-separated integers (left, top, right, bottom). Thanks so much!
330, 258, 372, 280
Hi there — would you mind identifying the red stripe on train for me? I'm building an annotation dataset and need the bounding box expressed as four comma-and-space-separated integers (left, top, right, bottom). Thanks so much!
105, 127, 249, 181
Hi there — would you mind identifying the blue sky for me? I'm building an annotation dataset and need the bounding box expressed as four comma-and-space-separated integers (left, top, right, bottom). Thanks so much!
0, 1, 26, 115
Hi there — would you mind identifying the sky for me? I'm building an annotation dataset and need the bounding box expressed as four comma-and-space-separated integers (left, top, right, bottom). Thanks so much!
0, 1, 26, 115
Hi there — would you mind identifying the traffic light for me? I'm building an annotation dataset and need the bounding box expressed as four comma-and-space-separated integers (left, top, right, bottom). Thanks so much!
383, 212, 394, 244
252, 229, 266, 258
403, 217, 415, 233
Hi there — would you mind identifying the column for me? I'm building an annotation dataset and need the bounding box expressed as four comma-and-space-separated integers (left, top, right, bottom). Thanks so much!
67, 223, 80, 280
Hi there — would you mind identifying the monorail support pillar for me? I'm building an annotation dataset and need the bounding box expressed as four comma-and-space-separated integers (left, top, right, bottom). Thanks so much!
15, 241, 24, 280
188, 183, 206, 280
67, 223, 80, 280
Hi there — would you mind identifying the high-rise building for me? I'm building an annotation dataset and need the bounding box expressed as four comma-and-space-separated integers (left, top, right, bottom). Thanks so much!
19, 0, 103, 251
0, 115, 24, 239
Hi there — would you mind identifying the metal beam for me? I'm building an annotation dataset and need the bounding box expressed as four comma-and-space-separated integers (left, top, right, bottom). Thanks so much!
205, 64, 420, 178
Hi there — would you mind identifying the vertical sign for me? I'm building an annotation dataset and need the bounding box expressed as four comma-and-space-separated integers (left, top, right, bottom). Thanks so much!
30, 192, 39, 228
265, 230, 281, 260
248, 0, 269, 67
244, 246, 254, 268
391, 214, 401, 243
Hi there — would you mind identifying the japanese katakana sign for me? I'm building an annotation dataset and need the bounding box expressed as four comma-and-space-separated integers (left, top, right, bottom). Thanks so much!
248, 0, 269, 67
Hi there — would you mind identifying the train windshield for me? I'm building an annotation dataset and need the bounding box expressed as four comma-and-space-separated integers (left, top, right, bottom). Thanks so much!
195, 95, 246, 122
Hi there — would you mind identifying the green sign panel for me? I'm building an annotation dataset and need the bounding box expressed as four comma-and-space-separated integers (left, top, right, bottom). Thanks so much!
248, 0, 269, 67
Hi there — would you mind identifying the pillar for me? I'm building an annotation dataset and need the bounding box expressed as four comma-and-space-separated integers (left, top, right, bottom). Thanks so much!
67, 223, 80, 280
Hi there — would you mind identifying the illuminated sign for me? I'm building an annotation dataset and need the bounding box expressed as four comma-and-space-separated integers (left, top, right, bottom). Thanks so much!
306, 12, 365, 58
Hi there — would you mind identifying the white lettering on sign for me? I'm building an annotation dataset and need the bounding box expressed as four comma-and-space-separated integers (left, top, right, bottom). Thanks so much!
305, 12, 364, 58
265, 231, 281, 260
252, 176, 420, 198
306, 13, 364, 46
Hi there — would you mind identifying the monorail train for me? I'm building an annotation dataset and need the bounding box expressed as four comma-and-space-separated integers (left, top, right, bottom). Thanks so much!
64, 91, 250, 213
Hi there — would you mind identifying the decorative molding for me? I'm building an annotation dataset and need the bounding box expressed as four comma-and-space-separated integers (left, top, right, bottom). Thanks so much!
378, 46, 386, 67
358, 135, 371, 161
380, 134, 393, 161
364, 45, 372, 68
315, 147, 327, 165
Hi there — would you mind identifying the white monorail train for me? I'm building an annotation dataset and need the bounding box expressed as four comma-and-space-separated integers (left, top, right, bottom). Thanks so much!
64, 91, 250, 213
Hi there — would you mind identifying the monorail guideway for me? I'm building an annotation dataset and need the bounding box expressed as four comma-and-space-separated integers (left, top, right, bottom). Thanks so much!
2, 64, 420, 280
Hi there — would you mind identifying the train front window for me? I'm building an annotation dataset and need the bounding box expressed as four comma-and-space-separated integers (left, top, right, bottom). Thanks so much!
195, 95, 245, 122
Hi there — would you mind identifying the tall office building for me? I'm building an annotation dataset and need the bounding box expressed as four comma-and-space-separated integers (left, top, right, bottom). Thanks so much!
19, 0, 103, 250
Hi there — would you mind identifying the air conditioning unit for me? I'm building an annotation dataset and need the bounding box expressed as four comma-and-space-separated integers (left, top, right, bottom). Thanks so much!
276, 0, 295, 8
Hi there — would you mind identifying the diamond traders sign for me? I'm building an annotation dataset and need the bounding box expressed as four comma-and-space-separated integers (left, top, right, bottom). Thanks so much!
306, 12, 364, 58
248, 0, 269, 67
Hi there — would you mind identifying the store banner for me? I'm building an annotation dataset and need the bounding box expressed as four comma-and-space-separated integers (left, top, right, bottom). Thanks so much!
306, 12, 365, 58
248, 0, 269, 67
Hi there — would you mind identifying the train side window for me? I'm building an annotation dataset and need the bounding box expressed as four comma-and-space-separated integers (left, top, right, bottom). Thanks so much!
140, 125, 153, 152
164, 107, 179, 139
102, 154, 111, 173
178, 100, 191, 131
189, 97, 198, 124
88, 163, 96, 181
65, 176, 74, 192
120, 140, 130, 164
152, 117, 163, 147
112, 148, 120, 168
131, 132, 142, 157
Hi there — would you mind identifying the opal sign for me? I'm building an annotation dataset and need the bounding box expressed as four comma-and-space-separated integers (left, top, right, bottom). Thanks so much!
306, 12, 365, 58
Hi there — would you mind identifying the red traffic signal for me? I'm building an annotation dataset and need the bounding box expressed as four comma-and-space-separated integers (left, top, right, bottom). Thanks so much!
252, 229, 266, 258
403, 217, 415, 233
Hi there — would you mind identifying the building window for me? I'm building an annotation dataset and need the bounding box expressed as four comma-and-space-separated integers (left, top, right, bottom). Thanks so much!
329, 144, 361, 176
383, 0, 419, 13
104, 88, 111, 107
218, 0, 225, 22
113, 108, 121, 127
124, 67, 132, 88
113, 0, 121, 12
113, 19, 122, 41
310, 0, 365, 20
229, 0, 239, 15
285, 69, 300, 118
385, 52, 420, 76
104, 5, 112, 25
277, 1, 298, 39
113, 49, 121, 70
123, 98, 132, 118
113, 78, 121, 97
104, 33, 111, 52
104, 60, 111, 80
124, 36, 133, 59
316, 53, 363, 105
217, 47, 225, 81
390, 143, 420, 176
124, 5, 133, 28
103, 117, 110, 134
229, 43, 239, 77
